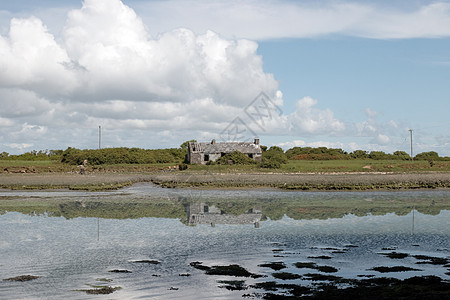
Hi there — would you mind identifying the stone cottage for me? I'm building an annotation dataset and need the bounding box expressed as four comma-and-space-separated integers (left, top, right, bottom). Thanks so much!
187, 139, 262, 164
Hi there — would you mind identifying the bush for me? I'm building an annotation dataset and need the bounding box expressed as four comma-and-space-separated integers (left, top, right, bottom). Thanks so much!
287, 147, 347, 160
368, 151, 391, 160
60, 147, 185, 165
414, 151, 440, 161
393, 151, 411, 160
178, 163, 188, 170
259, 159, 281, 169
263, 148, 288, 164
259, 147, 288, 168
350, 150, 368, 159
215, 151, 257, 165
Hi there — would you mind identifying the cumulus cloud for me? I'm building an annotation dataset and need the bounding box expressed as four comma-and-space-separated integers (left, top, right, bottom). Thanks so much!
287, 97, 346, 135
0, 0, 281, 153
0, 0, 446, 155
0, 17, 76, 96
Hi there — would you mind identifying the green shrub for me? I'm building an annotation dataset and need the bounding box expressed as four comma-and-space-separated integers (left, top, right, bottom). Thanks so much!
215, 151, 257, 165
259, 159, 281, 169
178, 163, 188, 170
415, 151, 440, 161
60, 147, 185, 165
393, 151, 411, 160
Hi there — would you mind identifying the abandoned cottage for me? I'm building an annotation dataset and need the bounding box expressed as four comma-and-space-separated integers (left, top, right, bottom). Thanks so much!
187, 139, 262, 164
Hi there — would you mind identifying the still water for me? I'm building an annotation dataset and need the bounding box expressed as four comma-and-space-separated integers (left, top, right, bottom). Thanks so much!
0, 184, 449, 299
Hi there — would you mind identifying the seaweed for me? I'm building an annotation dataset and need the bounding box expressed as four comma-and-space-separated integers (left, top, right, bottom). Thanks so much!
293, 262, 338, 273
74, 285, 121, 295
3, 275, 40, 282
379, 252, 409, 259
130, 259, 160, 264
370, 266, 422, 273
413, 255, 449, 265
272, 272, 302, 280
190, 262, 263, 278
303, 273, 342, 282
307, 255, 332, 260
258, 262, 287, 271
217, 280, 247, 291
108, 269, 132, 273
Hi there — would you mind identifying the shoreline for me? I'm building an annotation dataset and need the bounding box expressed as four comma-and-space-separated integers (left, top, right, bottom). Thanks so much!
0, 171, 449, 191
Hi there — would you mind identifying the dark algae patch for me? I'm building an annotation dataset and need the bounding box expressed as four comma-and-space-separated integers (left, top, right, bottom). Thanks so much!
370, 266, 422, 273
303, 273, 343, 282
379, 251, 409, 259
307, 255, 332, 259
190, 261, 264, 278
294, 262, 338, 273
413, 255, 449, 265
78, 286, 121, 295
130, 259, 160, 264
272, 272, 302, 280
249, 276, 450, 299
3, 275, 40, 282
108, 269, 132, 273
217, 280, 247, 291
258, 262, 287, 271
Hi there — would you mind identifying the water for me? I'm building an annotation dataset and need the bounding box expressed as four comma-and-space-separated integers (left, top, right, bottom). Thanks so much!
0, 185, 449, 299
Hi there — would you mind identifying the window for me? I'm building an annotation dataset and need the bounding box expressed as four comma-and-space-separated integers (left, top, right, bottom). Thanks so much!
204, 154, 209, 161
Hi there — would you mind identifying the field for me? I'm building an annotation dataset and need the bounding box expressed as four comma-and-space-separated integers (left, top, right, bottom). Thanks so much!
1, 159, 449, 191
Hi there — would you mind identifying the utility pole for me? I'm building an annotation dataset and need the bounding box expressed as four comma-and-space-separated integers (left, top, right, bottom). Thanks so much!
409, 129, 413, 161
99, 126, 101, 150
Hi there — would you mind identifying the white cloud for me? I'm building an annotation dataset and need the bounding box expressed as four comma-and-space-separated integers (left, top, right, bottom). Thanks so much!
287, 97, 346, 135
0, 117, 13, 127
371, 134, 391, 145
133, 1, 450, 40
0, 0, 448, 156
6, 143, 33, 151
0, 17, 77, 96
365, 107, 377, 118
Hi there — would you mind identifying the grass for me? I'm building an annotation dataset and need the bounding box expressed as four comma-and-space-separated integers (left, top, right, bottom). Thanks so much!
1, 159, 449, 174
281, 159, 450, 173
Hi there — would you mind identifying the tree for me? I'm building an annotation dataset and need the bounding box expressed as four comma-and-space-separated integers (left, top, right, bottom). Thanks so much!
350, 150, 368, 159
260, 146, 288, 168
393, 151, 410, 160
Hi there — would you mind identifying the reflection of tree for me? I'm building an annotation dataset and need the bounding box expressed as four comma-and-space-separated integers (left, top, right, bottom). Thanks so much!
0, 193, 447, 221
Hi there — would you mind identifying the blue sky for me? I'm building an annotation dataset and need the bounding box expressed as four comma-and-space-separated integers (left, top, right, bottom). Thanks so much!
0, 0, 449, 156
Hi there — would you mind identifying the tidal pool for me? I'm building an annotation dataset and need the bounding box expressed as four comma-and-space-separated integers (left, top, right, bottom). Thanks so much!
0, 185, 449, 299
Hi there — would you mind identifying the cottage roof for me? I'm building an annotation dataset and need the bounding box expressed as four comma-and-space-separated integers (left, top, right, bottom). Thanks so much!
189, 141, 261, 154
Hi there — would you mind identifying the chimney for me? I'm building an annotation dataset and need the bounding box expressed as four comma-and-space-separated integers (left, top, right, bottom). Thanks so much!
211, 139, 216, 144
254, 138, 259, 145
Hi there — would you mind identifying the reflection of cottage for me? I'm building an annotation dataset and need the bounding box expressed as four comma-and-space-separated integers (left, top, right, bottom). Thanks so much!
186, 203, 262, 227
187, 139, 262, 165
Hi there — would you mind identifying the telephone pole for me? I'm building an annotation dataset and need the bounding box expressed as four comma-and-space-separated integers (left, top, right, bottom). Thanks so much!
99, 126, 102, 150
409, 129, 413, 161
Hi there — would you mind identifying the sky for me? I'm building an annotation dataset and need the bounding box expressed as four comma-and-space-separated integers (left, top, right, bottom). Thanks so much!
0, 0, 449, 156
